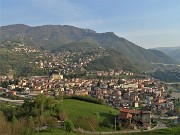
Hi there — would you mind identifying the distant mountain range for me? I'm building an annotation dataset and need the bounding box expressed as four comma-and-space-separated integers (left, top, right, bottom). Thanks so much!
151, 46, 180, 63
0, 24, 177, 71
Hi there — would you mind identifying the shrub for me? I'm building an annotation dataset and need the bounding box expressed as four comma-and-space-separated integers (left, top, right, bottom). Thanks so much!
63, 95, 106, 105
64, 120, 74, 133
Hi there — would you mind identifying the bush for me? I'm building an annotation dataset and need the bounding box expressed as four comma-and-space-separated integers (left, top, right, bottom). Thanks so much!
64, 120, 74, 133
100, 118, 112, 128
63, 95, 106, 105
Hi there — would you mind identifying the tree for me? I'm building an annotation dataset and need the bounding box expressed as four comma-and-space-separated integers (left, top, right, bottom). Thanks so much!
25, 116, 36, 134
46, 97, 56, 115
35, 115, 46, 134
169, 89, 172, 94
118, 79, 122, 85
21, 98, 35, 116
101, 117, 112, 128
54, 102, 62, 115
97, 81, 101, 87
46, 116, 58, 132
12, 115, 18, 124
0, 111, 12, 135
64, 120, 74, 133
11, 116, 24, 135
35, 94, 46, 115
58, 110, 68, 121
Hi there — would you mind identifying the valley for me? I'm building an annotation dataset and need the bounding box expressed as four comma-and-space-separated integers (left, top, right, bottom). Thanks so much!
0, 24, 179, 134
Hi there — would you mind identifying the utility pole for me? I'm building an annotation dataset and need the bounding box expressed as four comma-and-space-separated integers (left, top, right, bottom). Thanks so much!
61, 89, 63, 101
115, 116, 116, 131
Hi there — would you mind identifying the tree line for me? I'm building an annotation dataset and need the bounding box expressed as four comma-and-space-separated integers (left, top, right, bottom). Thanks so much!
0, 94, 74, 135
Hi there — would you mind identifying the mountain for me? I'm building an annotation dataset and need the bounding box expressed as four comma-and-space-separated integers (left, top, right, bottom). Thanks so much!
0, 24, 177, 71
152, 46, 180, 63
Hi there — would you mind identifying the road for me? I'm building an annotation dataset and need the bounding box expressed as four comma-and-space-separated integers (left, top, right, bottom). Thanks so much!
75, 121, 167, 134
0, 97, 24, 105
155, 121, 167, 129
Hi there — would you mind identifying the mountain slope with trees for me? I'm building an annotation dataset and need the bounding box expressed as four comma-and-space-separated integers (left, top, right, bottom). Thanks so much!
152, 46, 180, 63
0, 24, 177, 71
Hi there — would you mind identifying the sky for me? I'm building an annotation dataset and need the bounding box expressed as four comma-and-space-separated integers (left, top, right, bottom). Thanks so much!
1, 0, 180, 48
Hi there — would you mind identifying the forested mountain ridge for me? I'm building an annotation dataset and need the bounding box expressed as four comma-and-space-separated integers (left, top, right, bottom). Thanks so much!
0, 24, 177, 72
151, 46, 180, 63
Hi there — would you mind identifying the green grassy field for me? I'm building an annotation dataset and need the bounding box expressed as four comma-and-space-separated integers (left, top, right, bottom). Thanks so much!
33, 99, 180, 134
61, 99, 119, 131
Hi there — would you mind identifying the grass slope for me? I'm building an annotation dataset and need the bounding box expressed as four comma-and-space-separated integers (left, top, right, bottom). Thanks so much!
61, 99, 119, 131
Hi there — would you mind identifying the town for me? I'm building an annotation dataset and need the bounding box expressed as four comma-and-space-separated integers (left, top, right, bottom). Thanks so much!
0, 40, 179, 134
0, 69, 179, 130
1, 0, 180, 134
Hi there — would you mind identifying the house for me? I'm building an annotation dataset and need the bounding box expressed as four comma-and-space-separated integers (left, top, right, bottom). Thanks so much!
51, 73, 63, 80
7, 91, 17, 96
120, 83, 138, 89
7, 84, 16, 90
31, 89, 44, 94
133, 102, 139, 108
118, 108, 151, 129
97, 71, 104, 76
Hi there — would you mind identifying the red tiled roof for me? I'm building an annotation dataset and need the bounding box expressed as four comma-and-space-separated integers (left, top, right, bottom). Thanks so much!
120, 108, 141, 114
119, 112, 132, 119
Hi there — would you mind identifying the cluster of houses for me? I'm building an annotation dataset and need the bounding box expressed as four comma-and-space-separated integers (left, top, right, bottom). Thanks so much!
86, 70, 134, 76
10, 42, 39, 52
12, 46, 39, 52
2, 40, 108, 76
35, 49, 107, 75
0, 73, 175, 117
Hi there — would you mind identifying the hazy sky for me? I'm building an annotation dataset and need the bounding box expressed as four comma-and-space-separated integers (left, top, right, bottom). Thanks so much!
1, 0, 180, 48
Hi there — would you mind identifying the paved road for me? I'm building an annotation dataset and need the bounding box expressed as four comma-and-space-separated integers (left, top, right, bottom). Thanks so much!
75, 121, 167, 134
0, 97, 24, 104
154, 121, 167, 130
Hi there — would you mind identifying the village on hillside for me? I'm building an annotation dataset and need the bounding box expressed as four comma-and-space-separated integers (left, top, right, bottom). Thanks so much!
0, 69, 179, 130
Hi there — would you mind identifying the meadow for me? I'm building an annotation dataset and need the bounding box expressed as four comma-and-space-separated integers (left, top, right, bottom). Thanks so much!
61, 99, 119, 131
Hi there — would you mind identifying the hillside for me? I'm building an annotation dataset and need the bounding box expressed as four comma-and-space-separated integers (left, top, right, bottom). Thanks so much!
87, 49, 137, 71
0, 49, 48, 77
54, 42, 137, 71
61, 99, 119, 131
0, 24, 177, 71
152, 46, 180, 63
